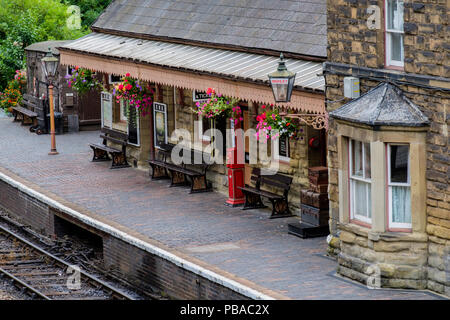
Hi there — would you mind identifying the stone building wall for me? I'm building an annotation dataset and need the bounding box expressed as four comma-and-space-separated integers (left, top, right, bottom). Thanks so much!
126, 83, 324, 215
325, 0, 449, 295
327, 0, 448, 77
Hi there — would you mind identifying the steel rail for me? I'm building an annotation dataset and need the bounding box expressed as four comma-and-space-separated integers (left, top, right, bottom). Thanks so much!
0, 266, 51, 300
0, 224, 135, 300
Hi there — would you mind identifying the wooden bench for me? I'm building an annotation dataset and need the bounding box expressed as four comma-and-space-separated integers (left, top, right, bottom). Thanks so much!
149, 146, 212, 193
148, 144, 175, 180
239, 168, 293, 219
89, 128, 131, 169
12, 106, 38, 128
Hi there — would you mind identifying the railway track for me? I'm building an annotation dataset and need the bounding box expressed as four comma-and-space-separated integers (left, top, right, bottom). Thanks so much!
0, 224, 135, 300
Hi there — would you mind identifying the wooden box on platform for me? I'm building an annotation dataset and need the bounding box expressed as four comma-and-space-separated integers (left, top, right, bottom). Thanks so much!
301, 204, 329, 227
308, 166, 328, 194
300, 190, 329, 209
288, 167, 330, 239
288, 222, 329, 239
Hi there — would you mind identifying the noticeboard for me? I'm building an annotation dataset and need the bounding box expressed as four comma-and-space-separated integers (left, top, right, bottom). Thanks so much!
153, 102, 168, 149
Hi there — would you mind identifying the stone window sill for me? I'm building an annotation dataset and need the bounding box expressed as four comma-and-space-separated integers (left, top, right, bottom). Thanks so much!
338, 222, 427, 243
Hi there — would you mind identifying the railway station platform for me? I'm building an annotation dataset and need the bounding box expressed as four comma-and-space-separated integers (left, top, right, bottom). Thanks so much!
0, 117, 444, 300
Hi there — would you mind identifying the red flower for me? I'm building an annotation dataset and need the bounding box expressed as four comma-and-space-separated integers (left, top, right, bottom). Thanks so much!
261, 105, 266, 109
126, 84, 132, 91
286, 123, 290, 126
119, 84, 124, 90
75, 66, 79, 71
126, 73, 130, 77
206, 88, 212, 95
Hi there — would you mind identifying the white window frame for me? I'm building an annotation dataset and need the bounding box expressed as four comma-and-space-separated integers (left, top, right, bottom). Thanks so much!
387, 143, 412, 229
349, 139, 372, 224
101, 92, 113, 129
385, 0, 404, 67
274, 135, 290, 163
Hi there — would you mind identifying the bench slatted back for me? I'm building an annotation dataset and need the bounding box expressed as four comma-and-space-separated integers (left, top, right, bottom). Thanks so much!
250, 167, 292, 197
182, 149, 211, 174
156, 144, 174, 162
101, 127, 128, 146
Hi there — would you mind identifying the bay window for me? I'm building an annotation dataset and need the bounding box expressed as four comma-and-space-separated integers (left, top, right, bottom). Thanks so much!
388, 144, 411, 229
349, 140, 372, 224
385, 0, 404, 67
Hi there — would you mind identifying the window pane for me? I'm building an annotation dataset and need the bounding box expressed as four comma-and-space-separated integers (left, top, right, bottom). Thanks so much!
353, 180, 368, 218
390, 145, 409, 183
390, 33, 404, 62
279, 137, 289, 158
391, 186, 411, 223
387, 0, 404, 31
352, 140, 363, 177
120, 100, 127, 121
128, 107, 138, 145
202, 116, 212, 140
364, 143, 371, 179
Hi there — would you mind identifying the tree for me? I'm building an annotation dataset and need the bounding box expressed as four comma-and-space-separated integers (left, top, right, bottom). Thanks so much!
64, 0, 113, 28
0, 0, 111, 90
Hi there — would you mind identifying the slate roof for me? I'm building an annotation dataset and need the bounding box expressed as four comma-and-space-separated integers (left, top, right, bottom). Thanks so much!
329, 83, 429, 127
25, 40, 72, 55
92, 0, 327, 58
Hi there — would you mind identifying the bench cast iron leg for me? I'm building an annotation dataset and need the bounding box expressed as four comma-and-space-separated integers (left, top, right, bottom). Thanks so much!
110, 152, 131, 169
242, 191, 267, 210
150, 165, 169, 180
189, 175, 212, 193
90, 146, 110, 162
269, 198, 293, 219
168, 170, 188, 187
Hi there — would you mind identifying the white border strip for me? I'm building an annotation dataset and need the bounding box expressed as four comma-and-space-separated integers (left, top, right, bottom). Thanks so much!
0, 171, 275, 300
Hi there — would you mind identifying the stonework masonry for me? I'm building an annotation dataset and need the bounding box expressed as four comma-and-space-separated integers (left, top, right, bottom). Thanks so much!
325, 0, 449, 296
116, 83, 325, 216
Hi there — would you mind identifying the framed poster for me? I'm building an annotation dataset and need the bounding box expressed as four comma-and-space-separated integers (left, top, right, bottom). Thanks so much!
101, 92, 112, 128
153, 102, 168, 149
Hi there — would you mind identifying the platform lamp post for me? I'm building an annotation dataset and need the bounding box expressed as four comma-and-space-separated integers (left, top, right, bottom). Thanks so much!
41, 48, 59, 155
268, 53, 296, 103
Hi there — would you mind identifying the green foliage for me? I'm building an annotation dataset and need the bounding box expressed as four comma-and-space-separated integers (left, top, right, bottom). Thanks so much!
0, 0, 111, 91
65, 66, 104, 96
64, 0, 113, 28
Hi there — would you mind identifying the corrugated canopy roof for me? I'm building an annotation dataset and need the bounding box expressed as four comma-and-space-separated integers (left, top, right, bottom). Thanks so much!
330, 83, 429, 127
92, 0, 327, 58
25, 40, 72, 55
60, 33, 325, 91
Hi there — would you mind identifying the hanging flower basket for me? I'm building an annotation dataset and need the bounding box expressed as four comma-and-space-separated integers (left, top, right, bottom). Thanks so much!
255, 106, 298, 143
65, 66, 104, 96
192, 88, 242, 125
112, 73, 154, 126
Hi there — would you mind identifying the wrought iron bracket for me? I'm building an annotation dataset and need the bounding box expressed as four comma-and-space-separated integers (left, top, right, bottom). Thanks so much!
280, 113, 329, 130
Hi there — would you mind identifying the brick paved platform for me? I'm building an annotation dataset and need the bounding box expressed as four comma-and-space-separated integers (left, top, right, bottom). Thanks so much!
0, 118, 444, 300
